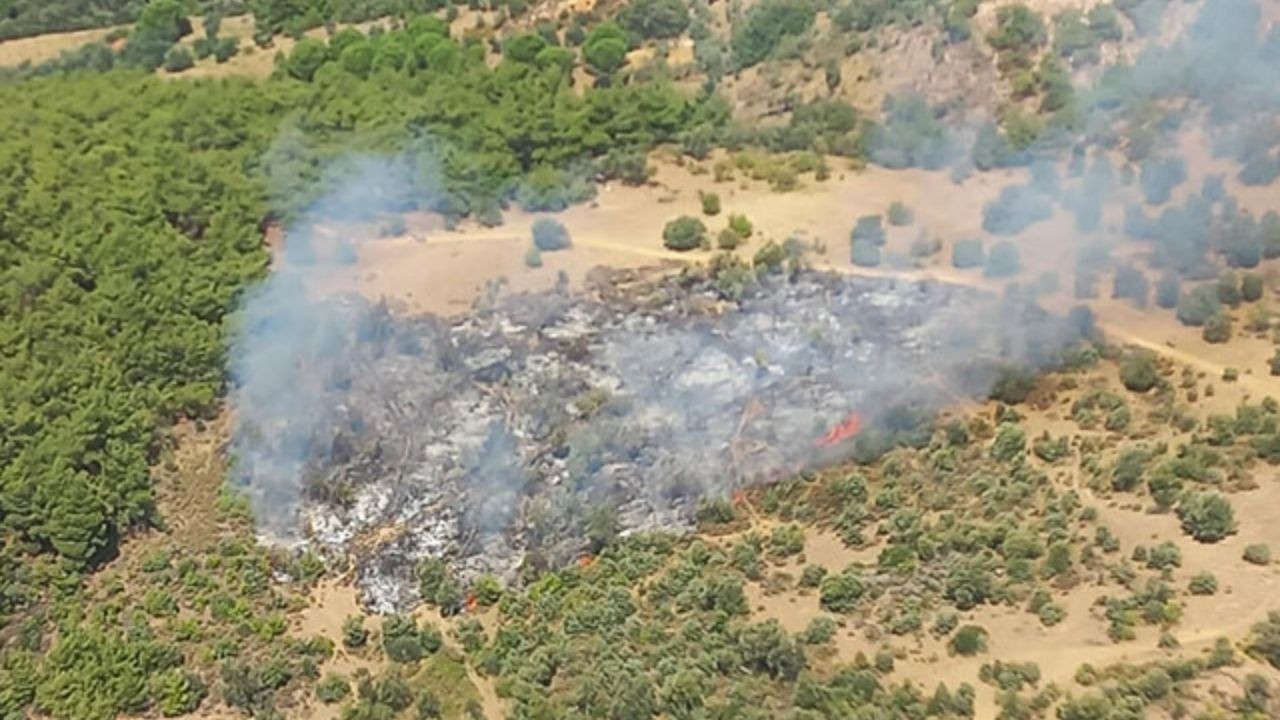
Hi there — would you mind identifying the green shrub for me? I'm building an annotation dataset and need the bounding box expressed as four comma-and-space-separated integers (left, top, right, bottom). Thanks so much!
1176, 285, 1222, 326
887, 201, 914, 226
532, 217, 571, 251
800, 616, 838, 644
1242, 272, 1264, 302
1188, 572, 1218, 595
716, 227, 741, 250
1145, 541, 1181, 570
695, 496, 736, 524
143, 588, 177, 618
214, 36, 239, 62
470, 575, 503, 606
1111, 447, 1151, 491
1218, 272, 1242, 306
799, 564, 827, 588
990, 367, 1036, 404
910, 232, 941, 258
950, 625, 989, 656
1250, 612, 1280, 669
988, 4, 1046, 57
728, 213, 753, 238
1155, 274, 1180, 308
1177, 492, 1238, 543
1244, 543, 1272, 565
952, 238, 985, 268
342, 616, 368, 648
1037, 602, 1066, 626
984, 241, 1020, 278
946, 558, 995, 610
933, 611, 960, 636
851, 238, 881, 267
583, 22, 628, 75
768, 524, 805, 559
382, 615, 434, 663
851, 215, 886, 245
889, 609, 923, 635
316, 673, 351, 703
1203, 314, 1232, 343
1104, 405, 1131, 431
524, 245, 543, 268
1032, 432, 1068, 462
163, 45, 195, 73
663, 216, 707, 251
753, 240, 789, 274
700, 191, 722, 216
620, 0, 690, 38
731, 0, 816, 69
990, 423, 1026, 463
151, 669, 206, 717
819, 569, 867, 613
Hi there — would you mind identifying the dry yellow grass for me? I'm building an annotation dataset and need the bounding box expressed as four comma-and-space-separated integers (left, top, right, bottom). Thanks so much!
0, 25, 117, 67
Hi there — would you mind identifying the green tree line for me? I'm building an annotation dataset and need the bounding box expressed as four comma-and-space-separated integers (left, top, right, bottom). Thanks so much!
0, 10, 721, 624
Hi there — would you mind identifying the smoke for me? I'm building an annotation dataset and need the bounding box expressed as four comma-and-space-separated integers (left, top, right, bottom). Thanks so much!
229, 157, 424, 541
226, 0, 1280, 604
915, 0, 1280, 300
230, 152, 1088, 607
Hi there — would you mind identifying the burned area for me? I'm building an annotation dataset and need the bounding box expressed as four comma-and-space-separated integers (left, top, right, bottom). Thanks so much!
231, 266, 1087, 611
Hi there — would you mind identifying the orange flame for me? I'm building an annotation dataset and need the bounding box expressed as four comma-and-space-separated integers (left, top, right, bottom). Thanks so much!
815, 412, 862, 447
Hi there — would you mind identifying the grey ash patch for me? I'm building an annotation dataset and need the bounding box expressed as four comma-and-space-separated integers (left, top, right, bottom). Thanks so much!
233, 268, 1078, 611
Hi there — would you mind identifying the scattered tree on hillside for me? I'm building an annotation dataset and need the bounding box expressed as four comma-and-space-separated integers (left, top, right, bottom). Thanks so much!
1202, 313, 1232, 344
851, 238, 881, 267
851, 215, 886, 245
952, 238, 985, 269
583, 22, 629, 77
984, 241, 1020, 278
731, 0, 816, 69
620, 0, 690, 39
1177, 492, 1237, 543
532, 218, 571, 251
663, 216, 707, 251
1175, 285, 1221, 326
1120, 352, 1159, 393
